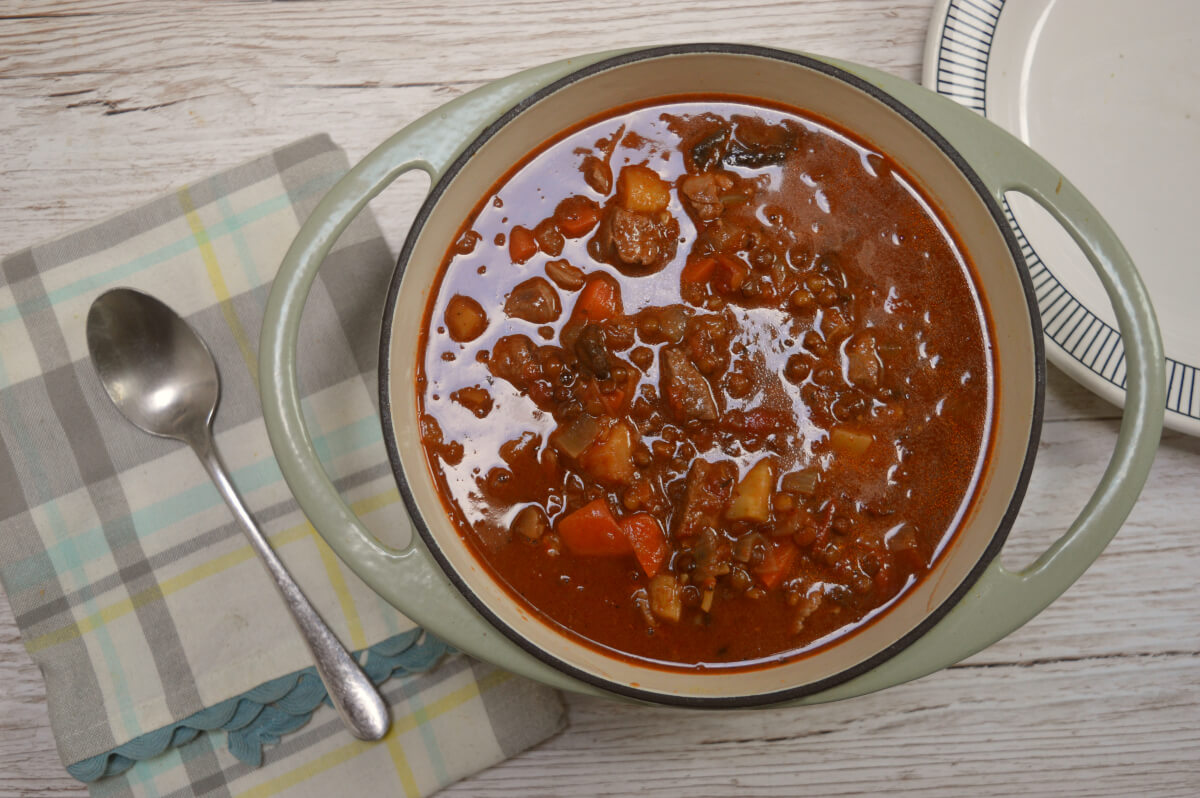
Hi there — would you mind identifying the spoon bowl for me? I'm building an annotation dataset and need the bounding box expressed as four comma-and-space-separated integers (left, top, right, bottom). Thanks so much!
86, 288, 218, 445
86, 287, 390, 741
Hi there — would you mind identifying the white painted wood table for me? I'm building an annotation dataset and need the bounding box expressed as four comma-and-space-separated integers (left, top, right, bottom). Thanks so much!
2, 1, 1197, 795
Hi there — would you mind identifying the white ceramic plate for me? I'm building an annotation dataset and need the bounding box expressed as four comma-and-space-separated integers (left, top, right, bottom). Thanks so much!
924, 0, 1200, 435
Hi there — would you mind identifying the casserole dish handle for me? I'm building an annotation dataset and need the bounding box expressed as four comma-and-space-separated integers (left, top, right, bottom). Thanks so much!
259, 67, 604, 694
812, 68, 1166, 700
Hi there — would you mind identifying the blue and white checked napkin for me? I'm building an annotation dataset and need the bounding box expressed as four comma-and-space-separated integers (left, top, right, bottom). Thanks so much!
0, 134, 565, 796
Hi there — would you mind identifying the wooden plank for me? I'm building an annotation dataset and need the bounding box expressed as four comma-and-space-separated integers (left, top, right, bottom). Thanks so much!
0, 0, 933, 256
445, 656, 1200, 797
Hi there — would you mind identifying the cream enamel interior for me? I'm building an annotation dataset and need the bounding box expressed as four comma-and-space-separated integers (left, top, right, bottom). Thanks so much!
385, 51, 1038, 699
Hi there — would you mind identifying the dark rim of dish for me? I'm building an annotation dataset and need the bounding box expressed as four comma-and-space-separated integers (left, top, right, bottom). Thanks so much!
378, 42, 1047, 708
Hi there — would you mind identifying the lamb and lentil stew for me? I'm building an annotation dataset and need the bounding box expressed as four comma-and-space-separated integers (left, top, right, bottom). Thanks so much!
416, 96, 994, 669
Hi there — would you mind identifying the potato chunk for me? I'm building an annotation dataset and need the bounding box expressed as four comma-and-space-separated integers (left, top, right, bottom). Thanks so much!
830, 427, 874, 457
579, 420, 637, 486
660, 347, 719, 422
726, 459, 774, 523
444, 294, 487, 342
616, 165, 671, 213
504, 277, 561, 324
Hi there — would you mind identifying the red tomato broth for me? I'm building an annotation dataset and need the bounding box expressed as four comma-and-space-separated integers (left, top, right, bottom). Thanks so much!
416, 96, 995, 670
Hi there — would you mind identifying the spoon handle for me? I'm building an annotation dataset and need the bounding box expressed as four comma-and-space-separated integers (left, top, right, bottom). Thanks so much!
192, 435, 391, 741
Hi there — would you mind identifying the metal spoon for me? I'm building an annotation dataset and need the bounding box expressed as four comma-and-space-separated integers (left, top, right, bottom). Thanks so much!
86, 287, 390, 741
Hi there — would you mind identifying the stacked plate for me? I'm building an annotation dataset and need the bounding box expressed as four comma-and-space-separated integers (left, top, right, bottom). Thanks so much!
925, 0, 1200, 434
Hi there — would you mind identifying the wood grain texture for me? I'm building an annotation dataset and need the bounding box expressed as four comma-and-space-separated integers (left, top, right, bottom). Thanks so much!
1, 1, 1197, 796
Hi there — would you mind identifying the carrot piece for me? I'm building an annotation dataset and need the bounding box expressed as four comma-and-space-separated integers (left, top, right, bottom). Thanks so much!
597, 368, 638, 416
554, 196, 601, 238
711, 254, 749, 292
620, 513, 670, 578
509, 225, 537, 264
680, 254, 746, 292
571, 273, 623, 323
680, 256, 717, 285
754, 538, 799, 589
598, 386, 628, 417
557, 499, 631, 556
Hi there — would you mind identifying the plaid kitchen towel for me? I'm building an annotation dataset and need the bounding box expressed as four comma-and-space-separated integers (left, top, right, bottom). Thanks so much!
0, 134, 565, 796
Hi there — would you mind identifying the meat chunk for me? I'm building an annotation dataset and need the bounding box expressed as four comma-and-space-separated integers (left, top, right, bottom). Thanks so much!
573, 323, 611, 380
545, 259, 586, 291
590, 206, 680, 274
450, 385, 493, 418
724, 116, 801, 168
488, 334, 541, 391
509, 226, 537, 263
660, 347, 719, 423
684, 313, 733, 377
689, 528, 732, 588
679, 171, 735, 222
686, 116, 801, 171
675, 459, 737, 539
844, 332, 882, 389
418, 413, 463, 466
791, 593, 824, 634
532, 219, 564, 257
504, 277, 561, 324
581, 155, 612, 195
689, 126, 730, 172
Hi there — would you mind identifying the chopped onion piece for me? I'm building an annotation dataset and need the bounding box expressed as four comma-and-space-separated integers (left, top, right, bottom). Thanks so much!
648, 574, 683, 622
550, 414, 601, 459
781, 467, 819, 496
732, 532, 764, 563
790, 593, 823, 635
